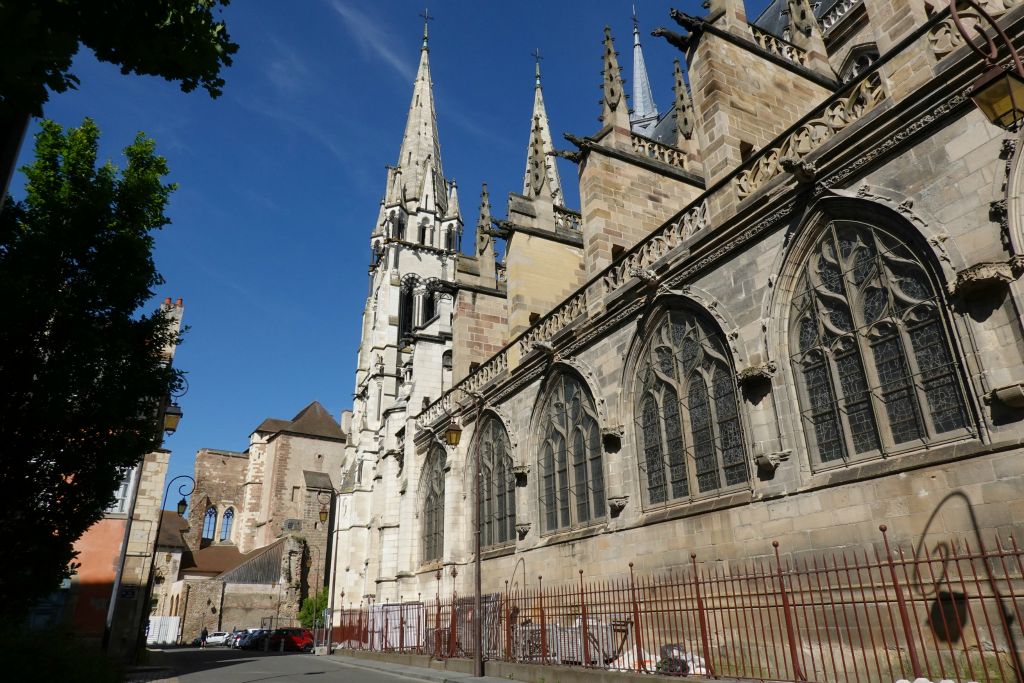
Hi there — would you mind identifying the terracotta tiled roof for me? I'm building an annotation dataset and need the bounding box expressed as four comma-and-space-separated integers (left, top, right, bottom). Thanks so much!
253, 401, 346, 442
179, 544, 246, 575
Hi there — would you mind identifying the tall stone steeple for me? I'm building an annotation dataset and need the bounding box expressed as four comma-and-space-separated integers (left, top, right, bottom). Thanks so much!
522, 55, 563, 206
630, 8, 659, 136
392, 17, 447, 216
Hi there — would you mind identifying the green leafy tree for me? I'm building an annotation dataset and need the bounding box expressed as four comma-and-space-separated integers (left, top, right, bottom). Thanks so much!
0, 118, 183, 621
0, 0, 238, 197
299, 589, 329, 629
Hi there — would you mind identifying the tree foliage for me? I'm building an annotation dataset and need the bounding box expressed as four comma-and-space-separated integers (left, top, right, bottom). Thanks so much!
0, 118, 182, 620
0, 1, 238, 118
299, 589, 329, 629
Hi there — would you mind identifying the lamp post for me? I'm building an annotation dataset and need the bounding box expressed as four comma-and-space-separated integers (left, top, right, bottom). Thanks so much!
136, 475, 194, 658
317, 488, 339, 653
951, 0, 1024, 129
442, 392, 485, 678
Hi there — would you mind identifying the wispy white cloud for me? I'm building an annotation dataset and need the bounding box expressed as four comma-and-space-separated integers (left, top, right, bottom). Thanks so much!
329, 1, 415, 81
265, 36, 311, 94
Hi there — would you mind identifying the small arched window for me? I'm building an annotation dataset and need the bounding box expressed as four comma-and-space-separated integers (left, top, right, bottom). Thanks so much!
418, 221, 428, 245
398, 287, 415, 340
421, 446, 446, 563
537, 373, 606, 532
477, 415, 516, 546
220, 508, 234, 542
789, 220, 969, 468
634, 308, 749, 505
422, 291, 436, 324
441, 350, 453, 370
202, 506, 217, 540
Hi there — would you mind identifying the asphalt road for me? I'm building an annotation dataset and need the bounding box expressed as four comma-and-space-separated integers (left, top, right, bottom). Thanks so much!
135, 647, 427, 682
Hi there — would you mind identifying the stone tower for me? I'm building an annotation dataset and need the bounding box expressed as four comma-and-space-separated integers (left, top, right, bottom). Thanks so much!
333, 19, 460, 604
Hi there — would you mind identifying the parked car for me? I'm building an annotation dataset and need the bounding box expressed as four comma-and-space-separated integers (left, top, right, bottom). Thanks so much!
232, 628, 261, 648
205, 631, 230, 646
238, 629, 264, 649
267, 627, 314, 652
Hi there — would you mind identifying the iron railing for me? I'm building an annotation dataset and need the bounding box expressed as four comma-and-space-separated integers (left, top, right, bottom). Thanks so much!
332, 526, 1024, 682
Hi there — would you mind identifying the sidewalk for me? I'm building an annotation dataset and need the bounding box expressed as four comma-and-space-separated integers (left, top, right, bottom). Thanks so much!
328, 653, 509, 683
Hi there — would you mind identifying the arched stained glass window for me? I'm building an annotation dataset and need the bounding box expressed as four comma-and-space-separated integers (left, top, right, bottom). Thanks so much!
477, 415, 516, 546
220, 508, 234, 542
421, 446, 446, 563
202, 506, 217, 540
789, 220, 969, 467
537, 373, 605, 532
398, 287, 415, 340
634, 308, 749, 505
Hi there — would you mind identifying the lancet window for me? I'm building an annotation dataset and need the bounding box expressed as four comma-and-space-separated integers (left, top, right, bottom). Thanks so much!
398, 286, 415, 341
421, 445, 446, 563
220, 508, 234, 542
477, 415, 516, 546
537, 373, 606, 532
789, 220, 969, 468
635, 308, 749, 506
202, 506, 217, 540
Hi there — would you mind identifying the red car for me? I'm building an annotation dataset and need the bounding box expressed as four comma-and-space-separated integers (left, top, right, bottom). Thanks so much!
267, 627, 313, 652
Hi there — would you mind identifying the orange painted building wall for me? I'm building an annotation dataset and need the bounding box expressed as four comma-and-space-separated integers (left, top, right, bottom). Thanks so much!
69, 517, 126, 636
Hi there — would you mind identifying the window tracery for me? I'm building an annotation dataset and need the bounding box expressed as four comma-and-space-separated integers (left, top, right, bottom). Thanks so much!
477, 415, 516, 546
202, 506, 217, 540
789, 220, 969, 467
220, 507, 234, 542
421, 445, 446, 562
537, 373, 606, 532
635, 308, 749, 505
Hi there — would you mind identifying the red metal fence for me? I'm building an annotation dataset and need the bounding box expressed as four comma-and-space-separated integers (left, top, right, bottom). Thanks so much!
331, 526, 1024, 682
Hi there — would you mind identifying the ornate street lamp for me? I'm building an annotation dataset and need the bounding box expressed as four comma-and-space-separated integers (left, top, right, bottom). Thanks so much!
443, 418, 462, 446
163, 402, 183, 435
953, 0, 1024, 129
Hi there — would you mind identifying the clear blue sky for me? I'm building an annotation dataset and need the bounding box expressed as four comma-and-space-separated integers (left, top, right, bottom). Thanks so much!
12, 0, 772, 507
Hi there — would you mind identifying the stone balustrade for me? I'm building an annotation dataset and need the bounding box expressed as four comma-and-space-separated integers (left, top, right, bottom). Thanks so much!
601, 199, 708, 296
516, 291, 588, 357
630, 133, 689, 170
750, 25, 808, 66
819, 0, 863, 34
553, 205, 582, 232
735, 71, 885, 199
927, 0, 1022, 58
416, 349, 508, 427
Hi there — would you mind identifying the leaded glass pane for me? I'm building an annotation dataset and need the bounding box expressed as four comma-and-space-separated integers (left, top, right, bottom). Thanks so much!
664, 387, 688, 499
790, 221, 970, 467
872, 336, 923, 444
642, 396, 665, 502
542, 442, 556, 531
689, 376, 721, 493
588, 419, 605, 515
714, 368, 748, 486
422, 446, 446, 562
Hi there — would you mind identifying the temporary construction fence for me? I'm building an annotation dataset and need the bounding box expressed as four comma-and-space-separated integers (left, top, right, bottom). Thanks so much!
331, 526, 1024, 682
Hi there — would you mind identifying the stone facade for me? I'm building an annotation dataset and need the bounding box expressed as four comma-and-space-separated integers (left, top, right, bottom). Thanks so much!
329, 0, 1024, 645
154, 402, 346, 642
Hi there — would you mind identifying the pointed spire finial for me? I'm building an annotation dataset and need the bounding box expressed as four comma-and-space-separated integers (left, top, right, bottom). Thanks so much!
673, 59, 694, 144
601, 26, 629, 129
477, 182, 491, 232
532, 48, 543, 88
419, 8, 433, 50
630, 12, 658, 134
633, 4, 639, 32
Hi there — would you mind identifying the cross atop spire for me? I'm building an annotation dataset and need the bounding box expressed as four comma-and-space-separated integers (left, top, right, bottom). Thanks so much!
532, 48, 543, 87
420, 8, 433, 49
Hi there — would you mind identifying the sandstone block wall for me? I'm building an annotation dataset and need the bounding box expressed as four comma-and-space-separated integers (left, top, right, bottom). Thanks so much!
452, 289, 508, 384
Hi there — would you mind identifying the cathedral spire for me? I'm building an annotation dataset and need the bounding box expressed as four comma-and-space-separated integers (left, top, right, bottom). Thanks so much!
522, 51, 563, 206
393, 14, 446, 215
630, 7, 658, 135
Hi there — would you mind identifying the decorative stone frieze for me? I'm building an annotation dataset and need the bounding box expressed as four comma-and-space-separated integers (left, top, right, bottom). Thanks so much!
736, 72, 885, 199
927, 0, 1023, 58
